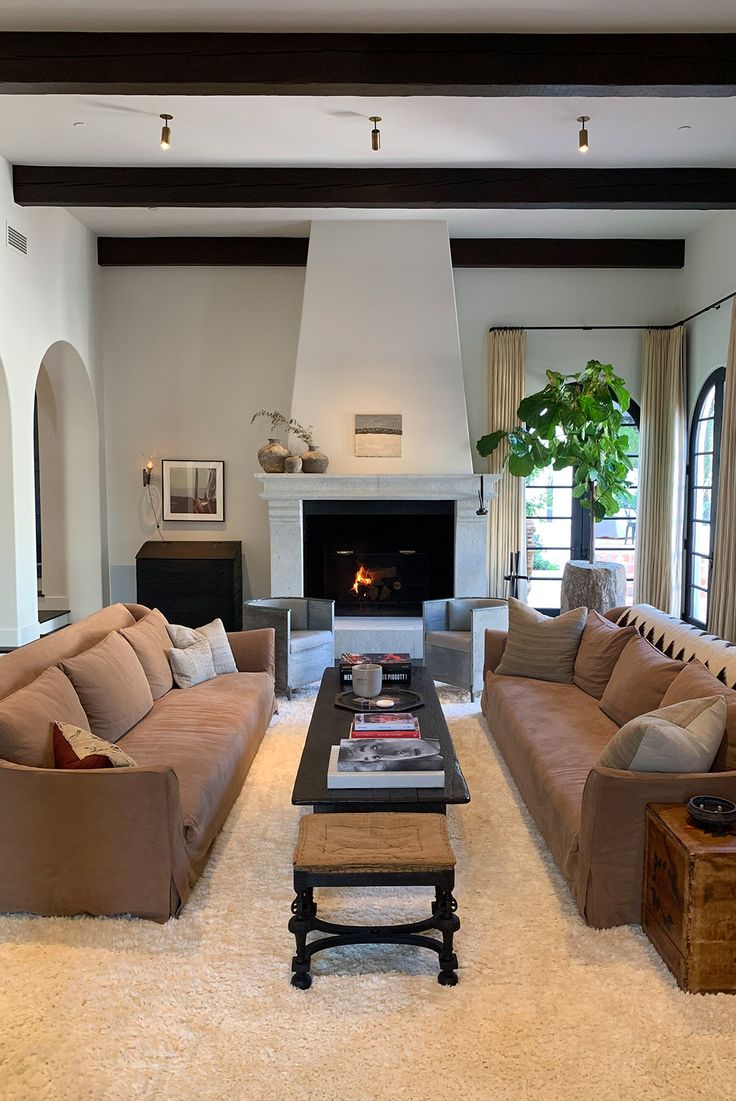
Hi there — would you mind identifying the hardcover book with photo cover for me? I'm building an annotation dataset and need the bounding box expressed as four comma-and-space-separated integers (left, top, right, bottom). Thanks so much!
339, 652, 412, 685
327, 738, 444, 789
352, 712, 419, 732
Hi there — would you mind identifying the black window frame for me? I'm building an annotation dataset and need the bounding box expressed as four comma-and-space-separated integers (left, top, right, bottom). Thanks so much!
528, 399, 640, 616
683, 367, 726, 629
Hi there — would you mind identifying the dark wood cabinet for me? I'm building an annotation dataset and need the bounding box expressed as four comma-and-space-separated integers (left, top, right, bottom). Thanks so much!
136, 541, 242, 631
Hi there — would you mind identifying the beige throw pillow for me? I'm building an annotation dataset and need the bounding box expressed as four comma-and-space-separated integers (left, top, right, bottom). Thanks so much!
168, 638, 217, 689
54, 721, 138, 768
494, 598, 587, 684
166, 618, 237, 675
598, 696, 727, 773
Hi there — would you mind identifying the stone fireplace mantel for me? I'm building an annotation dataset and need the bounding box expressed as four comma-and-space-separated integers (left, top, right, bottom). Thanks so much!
256, 473, 498, 599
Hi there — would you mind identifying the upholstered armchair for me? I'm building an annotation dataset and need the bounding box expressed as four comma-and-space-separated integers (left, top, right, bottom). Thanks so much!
423, 598, 509, 701
242, 598, 335, 698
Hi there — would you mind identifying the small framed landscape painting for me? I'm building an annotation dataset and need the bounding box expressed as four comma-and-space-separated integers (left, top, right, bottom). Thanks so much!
162, 459, 225, 522
354, 414, 403, 458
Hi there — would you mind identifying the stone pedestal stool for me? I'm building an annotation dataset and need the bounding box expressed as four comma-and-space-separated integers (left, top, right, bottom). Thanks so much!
560, 560, 627, 615
289, 811, 460, 988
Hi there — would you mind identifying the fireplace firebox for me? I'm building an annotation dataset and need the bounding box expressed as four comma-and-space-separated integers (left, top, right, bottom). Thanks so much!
303, 500, 454, 617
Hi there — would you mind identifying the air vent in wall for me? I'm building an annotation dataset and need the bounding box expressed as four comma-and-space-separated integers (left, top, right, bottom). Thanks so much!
6, 224, 27, 255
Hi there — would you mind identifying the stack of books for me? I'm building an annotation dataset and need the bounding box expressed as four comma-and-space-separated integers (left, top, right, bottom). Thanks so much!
338, 652, 412, 686
327, 711, 444, 789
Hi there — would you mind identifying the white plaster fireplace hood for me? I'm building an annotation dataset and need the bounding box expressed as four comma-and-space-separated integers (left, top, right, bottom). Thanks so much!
288, 219, 473, 474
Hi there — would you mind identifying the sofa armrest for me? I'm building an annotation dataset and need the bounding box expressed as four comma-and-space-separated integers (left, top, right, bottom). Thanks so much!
483, 629, 508, 676
307, 599, 334, 633
577, 764, 736, 928
0, 760, 189, 922
423, 600, 448, 633
227, 627, 276, 677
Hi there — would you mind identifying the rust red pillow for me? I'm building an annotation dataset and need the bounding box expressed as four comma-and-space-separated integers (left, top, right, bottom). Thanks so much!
53, 723, 113, 770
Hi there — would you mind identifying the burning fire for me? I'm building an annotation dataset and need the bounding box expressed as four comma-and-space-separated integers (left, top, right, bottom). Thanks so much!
352, 565, 374, 594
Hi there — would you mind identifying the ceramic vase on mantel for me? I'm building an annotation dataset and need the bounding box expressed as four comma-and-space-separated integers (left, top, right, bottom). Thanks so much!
257, 438, 290, 473
300, 444, 329, 474
284, 454, 303, 474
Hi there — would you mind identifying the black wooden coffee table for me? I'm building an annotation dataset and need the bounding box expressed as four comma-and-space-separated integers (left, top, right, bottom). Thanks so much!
291, 666, 471, 814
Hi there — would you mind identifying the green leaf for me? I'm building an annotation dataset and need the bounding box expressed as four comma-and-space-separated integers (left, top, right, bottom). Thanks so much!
476, 430, 508, 458
508, 453, 535, 477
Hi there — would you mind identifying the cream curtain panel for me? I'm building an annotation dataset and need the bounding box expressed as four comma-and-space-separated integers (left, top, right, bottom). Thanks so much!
708, 300, 736, 641
634, 326, 687, 615
487, 329, 526, 598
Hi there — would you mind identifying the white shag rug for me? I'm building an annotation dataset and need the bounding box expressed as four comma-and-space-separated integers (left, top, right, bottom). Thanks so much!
2, 687, 736, 1101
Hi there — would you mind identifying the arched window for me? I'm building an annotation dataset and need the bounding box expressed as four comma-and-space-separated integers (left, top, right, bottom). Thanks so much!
684, 368, 726, 627
526, 401, 640, 612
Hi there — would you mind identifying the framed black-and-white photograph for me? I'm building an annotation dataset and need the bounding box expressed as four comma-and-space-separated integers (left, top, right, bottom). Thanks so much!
162, 459, 225, 522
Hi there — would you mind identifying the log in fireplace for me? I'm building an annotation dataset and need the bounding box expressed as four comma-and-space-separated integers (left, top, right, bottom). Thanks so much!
303, 500, 454, 617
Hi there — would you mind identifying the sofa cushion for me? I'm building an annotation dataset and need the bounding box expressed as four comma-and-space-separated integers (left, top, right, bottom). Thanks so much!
167, 618, 237, 675
573, 612, 638, 700
495, 598, 587, 684
0, 666, 89, 768
598, 696, 726, 773
61, 631, 154, 744
660, 659, 736, 771
0, 603, 136, 701
118, 671, 274, 868
599, 634, 685, 727
120, 608, 173, 700
53, 721, 138, 769
425, 630, 472, 654
483, 672, 618, 889
289, 630, 333, 654
169, 638, 217, 689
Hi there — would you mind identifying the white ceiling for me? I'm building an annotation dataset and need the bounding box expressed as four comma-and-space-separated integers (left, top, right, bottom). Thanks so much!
1, 95, 734, 169
2, 8, 734, 239
1, 0, 736, 32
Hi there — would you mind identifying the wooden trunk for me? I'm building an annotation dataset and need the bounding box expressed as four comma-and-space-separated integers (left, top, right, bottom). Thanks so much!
642, 804, 736, 994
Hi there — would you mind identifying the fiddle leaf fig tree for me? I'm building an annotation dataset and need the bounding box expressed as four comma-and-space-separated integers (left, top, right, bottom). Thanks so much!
476, 360, 634, 565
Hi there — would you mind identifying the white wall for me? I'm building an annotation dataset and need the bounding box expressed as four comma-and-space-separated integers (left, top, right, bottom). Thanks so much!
681, 213, 736, 412
454, 266, 683, 472
101, 258, 687, 602
290, 220, 471, 474
0, 155, 102, 646
101, 265, 305, 602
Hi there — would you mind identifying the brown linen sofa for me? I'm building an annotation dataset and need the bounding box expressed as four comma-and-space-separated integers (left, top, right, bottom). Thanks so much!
0, 603, 275, 922
481, 604, 736, 929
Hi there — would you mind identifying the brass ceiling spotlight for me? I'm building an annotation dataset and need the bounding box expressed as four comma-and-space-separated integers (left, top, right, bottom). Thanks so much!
577, 115, 590, 154
160, 113, 173, 150
369, 116, 382, 152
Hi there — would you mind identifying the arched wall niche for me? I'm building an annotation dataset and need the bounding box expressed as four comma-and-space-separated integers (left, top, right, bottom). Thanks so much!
34, 340, 103, 622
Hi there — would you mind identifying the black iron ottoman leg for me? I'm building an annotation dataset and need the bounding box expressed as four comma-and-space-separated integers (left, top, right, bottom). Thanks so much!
289, 888, 315, 989
434, 887, 460, 986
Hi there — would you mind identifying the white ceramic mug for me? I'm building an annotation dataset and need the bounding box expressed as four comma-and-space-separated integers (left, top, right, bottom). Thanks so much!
351, 662, 383, 698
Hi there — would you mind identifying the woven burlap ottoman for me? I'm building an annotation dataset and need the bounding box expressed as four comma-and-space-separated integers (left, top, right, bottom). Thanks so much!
289, 812, 460, 988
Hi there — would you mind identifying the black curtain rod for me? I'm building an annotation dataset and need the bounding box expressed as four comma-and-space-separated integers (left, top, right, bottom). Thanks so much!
488, 324, 661, 332
677, 289, 736, 327
488, 287, 736, 334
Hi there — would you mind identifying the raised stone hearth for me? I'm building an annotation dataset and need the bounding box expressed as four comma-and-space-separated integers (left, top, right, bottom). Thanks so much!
256, 473, 496, 603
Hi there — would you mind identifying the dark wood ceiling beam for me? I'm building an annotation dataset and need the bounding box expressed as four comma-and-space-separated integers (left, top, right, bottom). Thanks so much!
15, 166, 736, 210
96, 236, 685, 269
0, 32, 735, 96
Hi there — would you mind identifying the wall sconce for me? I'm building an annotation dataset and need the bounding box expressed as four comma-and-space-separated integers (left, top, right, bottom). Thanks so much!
142, 457, 154, 486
